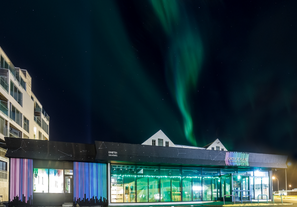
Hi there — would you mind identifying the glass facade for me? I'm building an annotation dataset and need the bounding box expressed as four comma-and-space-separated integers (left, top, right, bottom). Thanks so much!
110, 164, 271, 203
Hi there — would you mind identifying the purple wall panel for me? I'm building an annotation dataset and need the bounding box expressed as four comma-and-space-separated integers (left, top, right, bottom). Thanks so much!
10, 158, 33, 204
73, 162, 107, 205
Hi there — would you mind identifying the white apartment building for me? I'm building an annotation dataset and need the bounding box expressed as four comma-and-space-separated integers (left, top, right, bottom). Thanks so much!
0, 46, 50, 201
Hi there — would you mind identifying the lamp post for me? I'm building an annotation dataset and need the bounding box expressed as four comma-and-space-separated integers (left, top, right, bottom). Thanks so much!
286, 162, 291, 194
272, 176, 279, 193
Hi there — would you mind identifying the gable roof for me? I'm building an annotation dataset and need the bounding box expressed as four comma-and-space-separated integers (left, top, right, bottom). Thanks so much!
204, 138, 228, 151
141, 130, 175, 146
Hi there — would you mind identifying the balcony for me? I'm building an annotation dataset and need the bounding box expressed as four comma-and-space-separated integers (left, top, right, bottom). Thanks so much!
34, 116, 41, 126
0, 69, 8, 92
42, 109, 50, 122
34, 107, 41, 116
0, 76, 8, 92
9, 127, 21, 138
0, 100, 8, 116
0, 124, 7, 136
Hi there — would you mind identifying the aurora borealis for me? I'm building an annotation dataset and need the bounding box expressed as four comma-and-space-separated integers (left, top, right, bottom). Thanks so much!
1, 0, 297, 163
151, 0, 203, 146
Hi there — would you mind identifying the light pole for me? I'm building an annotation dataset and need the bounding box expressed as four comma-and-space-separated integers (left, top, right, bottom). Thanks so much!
272, 176, 279, 193
286, 162, 292, 194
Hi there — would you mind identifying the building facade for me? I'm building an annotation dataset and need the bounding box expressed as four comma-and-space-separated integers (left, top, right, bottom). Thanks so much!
0, 47, 50, 201
4, 134, 287, 206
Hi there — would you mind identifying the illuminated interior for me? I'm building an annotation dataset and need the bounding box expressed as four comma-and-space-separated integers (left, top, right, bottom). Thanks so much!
49, 169, 64, 193
33, 168, 64, 193
110, 164, 270, 203
33, 168, 49, 193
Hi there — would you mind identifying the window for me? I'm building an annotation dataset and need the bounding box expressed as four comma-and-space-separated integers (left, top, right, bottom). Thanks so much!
0, 161, 7, 171
24, 116, 29, 133
165, 141, 169, 147
221, 148, 224, 151
216, 146, 220, 150
152, 139, 156, 146
211, 147, 214, 150
20, 78, 26, 90
0, 56, 3, 68
49, 169, 64, 193
39, 131, 42, 140
33, 168, 64, 193
0, 116, 7, 136
33, 168, 49, 193
9, 126, 22, 138
158, 139, 163, 146
41, 119, 49, 134
10, 81, 23, 106
10, 103, 22, 126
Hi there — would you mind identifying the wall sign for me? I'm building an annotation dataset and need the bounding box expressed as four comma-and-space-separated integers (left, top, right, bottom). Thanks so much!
225, 152, 249, 166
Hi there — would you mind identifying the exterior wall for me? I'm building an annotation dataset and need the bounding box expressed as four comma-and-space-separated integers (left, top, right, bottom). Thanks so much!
142, 130, 175, 147
10, 158, 33, 204
73, 162, 107, 205
0, 147, 8, 202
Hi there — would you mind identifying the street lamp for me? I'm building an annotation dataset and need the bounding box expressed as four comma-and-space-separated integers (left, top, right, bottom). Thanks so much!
272, 176, 279, 192
285, 162, 291, 194
289, 184, 292, 190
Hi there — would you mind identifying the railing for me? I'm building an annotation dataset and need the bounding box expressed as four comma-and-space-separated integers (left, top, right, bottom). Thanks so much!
257, 194, 268, 203
9, 128, 21, 138
0, 100, 8, 116
42, 109, 50, 121
10, 113, 22, 127
233, 190, 252, 203
0, 126, 7, 136
0, 77, 8, 92
34, 116, 41, 126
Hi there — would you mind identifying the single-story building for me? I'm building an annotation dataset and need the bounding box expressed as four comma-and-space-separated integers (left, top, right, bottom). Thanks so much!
4, 132, 287, 206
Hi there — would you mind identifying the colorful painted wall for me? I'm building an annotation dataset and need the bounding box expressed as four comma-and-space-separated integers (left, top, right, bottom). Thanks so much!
73, 162, 107, 205
10, 158, 33, 204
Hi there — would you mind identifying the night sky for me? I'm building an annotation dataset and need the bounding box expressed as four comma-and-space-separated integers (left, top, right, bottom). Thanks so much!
1, 0, 297, 187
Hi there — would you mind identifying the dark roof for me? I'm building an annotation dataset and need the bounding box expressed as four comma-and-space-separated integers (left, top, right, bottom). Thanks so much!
203, 140, 215, 148
5, 137, 96, 162
4, 137, 288, 169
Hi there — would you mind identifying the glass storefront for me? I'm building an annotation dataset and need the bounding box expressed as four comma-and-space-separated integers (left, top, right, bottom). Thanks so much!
110, 164, 271, 203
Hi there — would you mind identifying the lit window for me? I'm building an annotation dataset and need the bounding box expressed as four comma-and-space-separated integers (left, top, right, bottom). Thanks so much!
33, 168, 49, 193
49, 169, 64, 193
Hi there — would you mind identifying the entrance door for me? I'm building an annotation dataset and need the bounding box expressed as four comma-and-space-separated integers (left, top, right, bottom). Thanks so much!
212, 178, 220, 201
221, 174, 232, 201
232, 175, 251, 201
64, 175, 72, 193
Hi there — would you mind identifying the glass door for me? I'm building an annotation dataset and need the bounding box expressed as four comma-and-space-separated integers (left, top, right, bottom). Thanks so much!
255, 177, 262, 200
64, 175, 72, 193
221, 174, 232, 201
212, 178, 220, 201
233, 175, 241, 201
232, 175, 251, 201
242, 176, 250, 201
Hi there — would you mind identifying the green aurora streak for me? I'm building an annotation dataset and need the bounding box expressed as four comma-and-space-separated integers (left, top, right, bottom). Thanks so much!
151, 0, 203, 146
